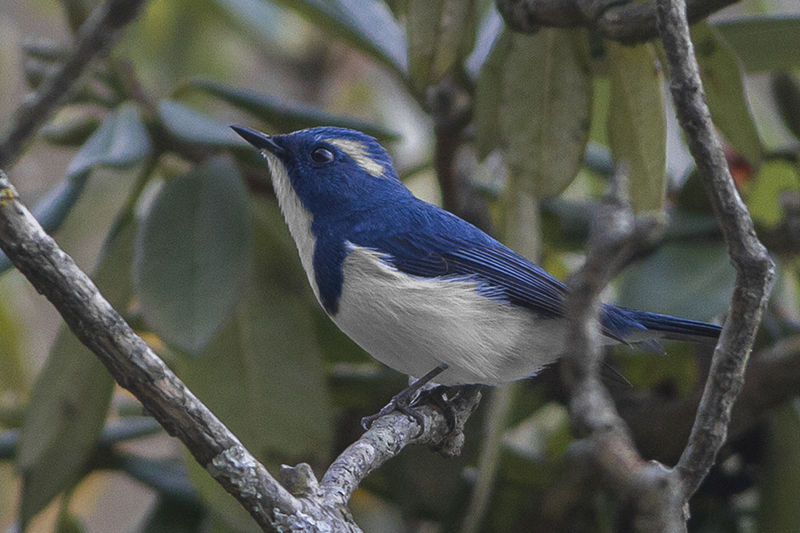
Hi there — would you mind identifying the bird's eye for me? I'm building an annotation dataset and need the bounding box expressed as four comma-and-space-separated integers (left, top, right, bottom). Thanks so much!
311, 146, 334, 164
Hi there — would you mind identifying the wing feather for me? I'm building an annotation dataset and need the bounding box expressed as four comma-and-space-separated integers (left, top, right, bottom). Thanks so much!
347, 200, 652, 343
367, 227, 568, 320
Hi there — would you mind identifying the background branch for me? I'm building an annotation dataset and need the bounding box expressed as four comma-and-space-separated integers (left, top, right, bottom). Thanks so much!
560, 168, 684, 531
655, 0, 776, 500
0, 0, 147, 169
554, 0, 775, 525
496, 0, 737, 43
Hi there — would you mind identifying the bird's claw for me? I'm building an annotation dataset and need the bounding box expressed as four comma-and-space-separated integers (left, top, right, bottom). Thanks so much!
361, 388, 426, 433
361, 384, 465, 436
361, 363, 452, 433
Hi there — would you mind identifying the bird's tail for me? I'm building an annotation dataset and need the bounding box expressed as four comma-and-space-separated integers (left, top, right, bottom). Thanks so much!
623, 309, 722, 345
601, 305, 721, 353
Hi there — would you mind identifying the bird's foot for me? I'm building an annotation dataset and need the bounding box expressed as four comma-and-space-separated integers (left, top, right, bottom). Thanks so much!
360, 389, 425, 431
414, 385, 457, 432
360, 363, 449, 433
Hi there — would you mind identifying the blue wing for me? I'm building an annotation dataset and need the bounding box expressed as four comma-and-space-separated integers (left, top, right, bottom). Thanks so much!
374, 231, 568, 320
353, 203, 568, 320
349, 200, 720, 346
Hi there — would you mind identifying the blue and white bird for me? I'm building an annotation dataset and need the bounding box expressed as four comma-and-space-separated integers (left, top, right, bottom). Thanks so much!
232, 125, 721, 418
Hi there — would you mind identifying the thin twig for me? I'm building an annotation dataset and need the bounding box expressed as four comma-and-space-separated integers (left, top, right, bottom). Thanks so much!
495, 0, 737, 44
655, 0, 776, 500
0, 0, 147, 169
429, 78, 473, 216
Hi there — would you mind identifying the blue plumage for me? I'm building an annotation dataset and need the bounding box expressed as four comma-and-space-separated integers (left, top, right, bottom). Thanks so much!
232, 124, 722, 388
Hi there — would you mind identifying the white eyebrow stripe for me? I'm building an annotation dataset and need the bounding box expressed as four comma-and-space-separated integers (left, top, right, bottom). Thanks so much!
326, 138, 385, 178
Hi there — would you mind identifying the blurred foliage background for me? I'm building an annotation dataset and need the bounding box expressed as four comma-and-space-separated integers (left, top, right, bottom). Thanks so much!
1, 0, 800, 531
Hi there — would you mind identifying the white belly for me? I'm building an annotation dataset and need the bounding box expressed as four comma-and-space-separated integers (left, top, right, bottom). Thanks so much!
333, 246, 569, 386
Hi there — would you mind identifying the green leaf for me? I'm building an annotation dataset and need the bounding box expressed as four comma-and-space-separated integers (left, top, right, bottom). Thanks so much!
746, 160, 800, 228
66, 103, 152, 179
1, 104, 149, 275
607, 41, 666, 214
187, 79, 399, 140
465, 6, 504, 78
177, 197, 332, 530
474, 30, 509, 158
714, 16, 800, 73
269, 0, 408, 74
407, 0, 476, 90
157, 100, 247, 148
99, 417, 163, 446
178, 197, 331, 455
134, 156, 251, 355
496, 29, 593, 198
55, 512, 86, 533
184, 452, 260, 532
35, 176, 93, 235
210, 0, 287, 46
692, 22, 763, 167
618, 347, 698, 396
42, 112, 101, 147
617, 241, 734, 320
17, 223, 136, 526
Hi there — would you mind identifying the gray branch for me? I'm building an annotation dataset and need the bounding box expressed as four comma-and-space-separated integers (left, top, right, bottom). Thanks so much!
560, 169, 684, 532
0, 0, 147, 169
0, 171, 306, 530
320, 387, 481, 507
555, 0, 775, 527
655, 0, 776, 500
495, 0, 737, 43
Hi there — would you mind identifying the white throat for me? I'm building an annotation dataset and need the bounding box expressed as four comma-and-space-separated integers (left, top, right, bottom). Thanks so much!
264, 151, 320, 300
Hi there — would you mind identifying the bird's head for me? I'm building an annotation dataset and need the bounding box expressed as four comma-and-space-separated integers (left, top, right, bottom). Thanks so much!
232, 125, 409, 217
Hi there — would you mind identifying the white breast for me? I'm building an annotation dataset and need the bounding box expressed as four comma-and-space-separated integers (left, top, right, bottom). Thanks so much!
263, 152, 321, 301
332, 245, 569, 386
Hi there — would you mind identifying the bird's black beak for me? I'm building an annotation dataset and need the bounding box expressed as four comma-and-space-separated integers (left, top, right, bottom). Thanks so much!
230, 125, 285, 155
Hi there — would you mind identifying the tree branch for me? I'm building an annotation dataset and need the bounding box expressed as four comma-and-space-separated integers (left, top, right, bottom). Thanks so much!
655, 0, 776, 500
0, 0, 147, 169
560, 169, 684, 531
0, 170, 350, 531
320, 387, 481, 507
495, 0, 737, 44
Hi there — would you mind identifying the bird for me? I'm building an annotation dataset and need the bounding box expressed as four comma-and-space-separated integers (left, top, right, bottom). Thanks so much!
231, 124, 722, 428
